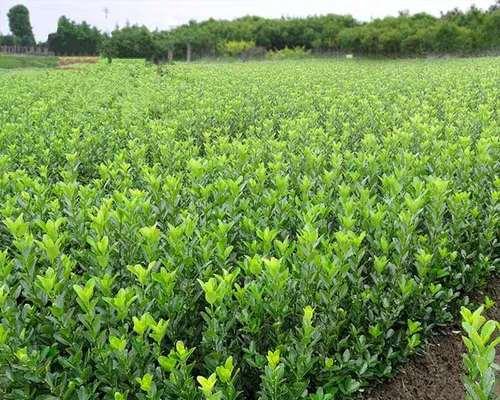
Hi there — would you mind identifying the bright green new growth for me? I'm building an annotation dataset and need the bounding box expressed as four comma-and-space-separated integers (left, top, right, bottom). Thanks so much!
0, 57, 498, 399
461, 305, 499, 400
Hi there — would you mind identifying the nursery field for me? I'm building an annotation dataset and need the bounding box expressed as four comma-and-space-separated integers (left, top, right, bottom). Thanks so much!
0, 57, 498, 399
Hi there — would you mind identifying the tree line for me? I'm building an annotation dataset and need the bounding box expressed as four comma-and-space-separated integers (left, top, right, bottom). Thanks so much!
1, 2, 499, 58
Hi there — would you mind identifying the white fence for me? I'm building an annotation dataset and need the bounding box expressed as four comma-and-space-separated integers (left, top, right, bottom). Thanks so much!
1, 45, 55, 56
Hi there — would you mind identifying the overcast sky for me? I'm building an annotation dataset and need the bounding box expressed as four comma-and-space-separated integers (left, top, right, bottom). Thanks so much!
0, 0, 495, 41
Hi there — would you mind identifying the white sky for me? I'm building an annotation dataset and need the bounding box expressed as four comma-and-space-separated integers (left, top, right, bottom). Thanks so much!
0, 0, 495, 41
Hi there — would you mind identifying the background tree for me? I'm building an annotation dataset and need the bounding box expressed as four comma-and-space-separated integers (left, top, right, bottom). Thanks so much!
173, 20, 202, 61
489, 0, 500, 11
221, 40, 256, 57
7, 4, 35, 46
433, 22, 473, 53
38, 2, 497, 59
480, 8, 500, 48
101, 25, 156, 59
0, 35, 16, 46
47, 16, 102, 55
151, 30, 175, 62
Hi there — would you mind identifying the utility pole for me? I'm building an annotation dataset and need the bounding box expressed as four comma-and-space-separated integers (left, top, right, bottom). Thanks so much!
103, 7, 110, 34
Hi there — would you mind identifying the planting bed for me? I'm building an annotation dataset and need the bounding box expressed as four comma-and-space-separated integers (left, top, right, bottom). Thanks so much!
362, 277, 499, 400
0, 58, 498, 399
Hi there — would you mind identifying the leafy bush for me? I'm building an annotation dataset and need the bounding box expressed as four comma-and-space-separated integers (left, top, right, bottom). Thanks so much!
102, 25, 158, 59
221, 40, 256, 57
0, 58, 498, 399
401, 29, 434, 55
0, 35, 15, 46
460, 305, 499, 400
266, 46, 311, 60
47, 16, 102, 56
433, 22, 474, 53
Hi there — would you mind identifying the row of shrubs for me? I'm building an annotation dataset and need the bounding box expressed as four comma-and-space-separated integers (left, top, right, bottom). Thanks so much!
0, 56, 498, 399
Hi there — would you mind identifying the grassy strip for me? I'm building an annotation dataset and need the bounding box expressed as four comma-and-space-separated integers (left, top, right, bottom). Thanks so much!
0, 54, 59, 69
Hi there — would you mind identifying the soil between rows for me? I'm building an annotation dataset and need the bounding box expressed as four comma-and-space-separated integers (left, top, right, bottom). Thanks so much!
361, 276, 499, 400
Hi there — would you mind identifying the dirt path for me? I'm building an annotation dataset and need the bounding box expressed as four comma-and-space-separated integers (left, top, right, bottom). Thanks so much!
56, 57, 99, 70
361, 277, 499, 400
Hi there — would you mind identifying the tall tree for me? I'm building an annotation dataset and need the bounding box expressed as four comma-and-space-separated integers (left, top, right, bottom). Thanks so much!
102, 25, 156, 59
7, 4, 35, 46
47, 16, 102, 55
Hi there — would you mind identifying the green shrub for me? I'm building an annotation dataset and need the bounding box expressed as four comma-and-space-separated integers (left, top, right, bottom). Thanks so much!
460, 305, 499, 400
0, 58, 498, 399
266, 46, 311, 60
433, 22, 474, 53
221, 40, 256, 57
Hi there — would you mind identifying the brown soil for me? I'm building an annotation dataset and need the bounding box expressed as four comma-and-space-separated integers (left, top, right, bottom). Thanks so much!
57, 56, 98, 67
361, 276, 500, 400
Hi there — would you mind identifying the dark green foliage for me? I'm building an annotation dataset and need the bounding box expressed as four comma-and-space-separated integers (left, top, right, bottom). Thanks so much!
7, 4, 35, 46
433, 22, 473, 53
0, 35, 16, 46
101, 25, 159, 59
101, 5, 500, 60
480, 9, 500, 48
47, 16, 102, 56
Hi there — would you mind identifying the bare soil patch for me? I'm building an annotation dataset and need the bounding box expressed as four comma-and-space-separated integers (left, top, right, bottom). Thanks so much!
57, 56, 99, 68
361, 277, 499, 400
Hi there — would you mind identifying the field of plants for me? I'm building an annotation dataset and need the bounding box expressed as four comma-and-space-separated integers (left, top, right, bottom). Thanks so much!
0, 57, 498, 399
